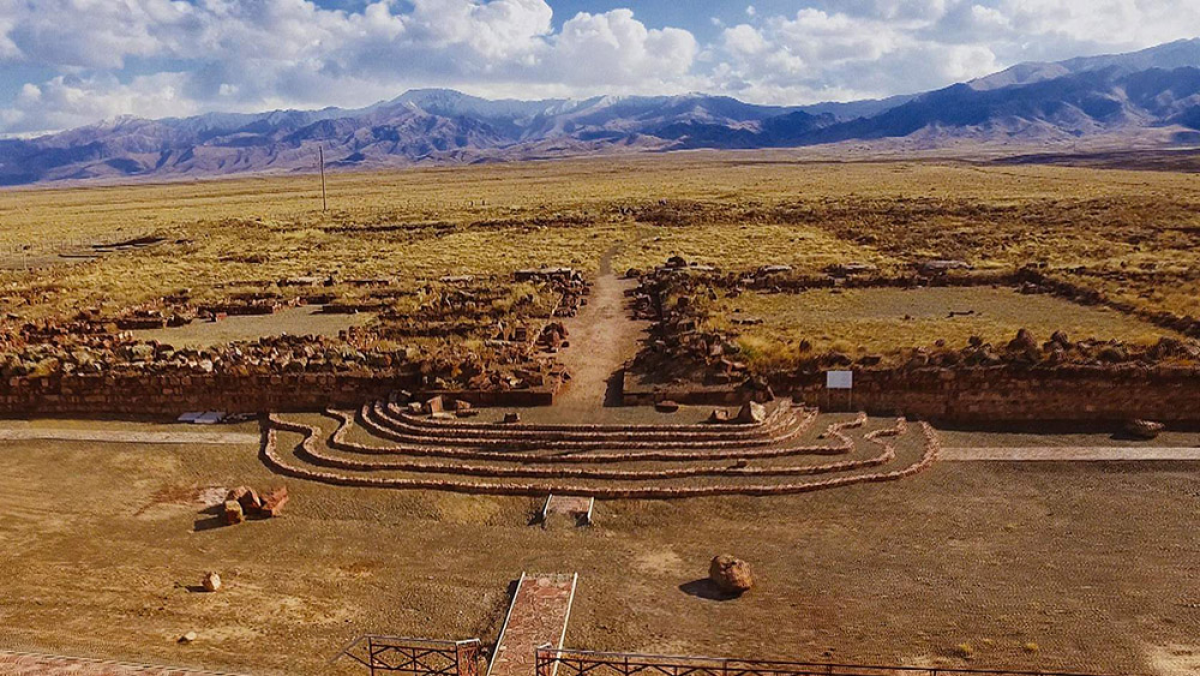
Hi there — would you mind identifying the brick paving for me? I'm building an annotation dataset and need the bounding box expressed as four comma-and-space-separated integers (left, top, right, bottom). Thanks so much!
0, 651, 245, 675
487, 573, 577, 676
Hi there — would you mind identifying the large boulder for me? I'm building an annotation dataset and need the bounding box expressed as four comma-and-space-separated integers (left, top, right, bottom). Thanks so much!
709, 555, 754, 595
1124, 419, 1165, 439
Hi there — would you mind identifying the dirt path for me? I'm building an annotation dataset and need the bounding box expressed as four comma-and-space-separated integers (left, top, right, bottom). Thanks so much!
554, 243, 649, 410
0, 651, 247, 675
941, 446, 1200, 461
0, 428, 259, 445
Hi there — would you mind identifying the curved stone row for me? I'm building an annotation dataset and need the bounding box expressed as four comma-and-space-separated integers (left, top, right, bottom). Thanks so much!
260, 413, 941, 498
390, 400, 793, 437
295, 416, 887, 481
331, 407, 862, 464
383, 401, 798, 442
362, 400, 807, 451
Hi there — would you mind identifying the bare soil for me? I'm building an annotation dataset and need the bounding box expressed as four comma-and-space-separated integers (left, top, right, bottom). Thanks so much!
554, 244, 649, 411
0, 423, 1197, 675
131, 306, 374, 348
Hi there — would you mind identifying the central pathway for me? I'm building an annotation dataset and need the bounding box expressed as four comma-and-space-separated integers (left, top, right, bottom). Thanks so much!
487, 573, 578, 676
553, 243, 649, 410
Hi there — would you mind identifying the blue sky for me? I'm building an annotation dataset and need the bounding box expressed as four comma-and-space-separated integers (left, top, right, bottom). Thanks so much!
0, 0, 1197, 135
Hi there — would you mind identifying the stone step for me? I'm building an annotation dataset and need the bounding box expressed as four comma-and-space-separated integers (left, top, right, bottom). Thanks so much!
389, 400, 792, 437
541, 495, 594, 526
362, 402, 809, 451
488, 573, 578, 676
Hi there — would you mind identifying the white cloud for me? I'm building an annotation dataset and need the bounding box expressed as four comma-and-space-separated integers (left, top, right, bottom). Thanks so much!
4, 72, 198, 133
0, 0, 1198, 133
553, 9, 697, 85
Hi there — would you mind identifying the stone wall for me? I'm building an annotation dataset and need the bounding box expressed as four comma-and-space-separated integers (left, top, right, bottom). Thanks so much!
782, 366, 1200, 422
0, 372, 423, 416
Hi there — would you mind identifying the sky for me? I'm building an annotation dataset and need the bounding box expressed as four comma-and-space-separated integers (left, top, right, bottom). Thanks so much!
0, 0, 1198, 135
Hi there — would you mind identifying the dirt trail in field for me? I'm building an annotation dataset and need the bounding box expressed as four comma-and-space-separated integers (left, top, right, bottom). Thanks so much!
942, 446, 1200, 461
0, 428, 259, 445
554, 242, 649, 410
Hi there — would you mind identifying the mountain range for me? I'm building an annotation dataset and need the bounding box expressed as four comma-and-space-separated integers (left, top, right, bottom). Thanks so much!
2, 39, 1199, 186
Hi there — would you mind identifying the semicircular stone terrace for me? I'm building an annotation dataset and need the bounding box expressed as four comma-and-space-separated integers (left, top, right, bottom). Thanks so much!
259, 398, 941, 499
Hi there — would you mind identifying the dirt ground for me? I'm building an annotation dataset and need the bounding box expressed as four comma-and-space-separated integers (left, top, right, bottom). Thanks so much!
131, 306, 374, 348
718, 287, 1180, 358
1, 422, 1197, 676
554, 243, 649, 410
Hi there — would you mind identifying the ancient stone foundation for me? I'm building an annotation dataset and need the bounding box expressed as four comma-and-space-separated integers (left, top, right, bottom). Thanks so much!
0, 372, 422, 415
784, 366, 1200, 422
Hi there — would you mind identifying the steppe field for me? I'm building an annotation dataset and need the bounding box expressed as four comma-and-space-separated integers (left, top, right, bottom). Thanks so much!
0, 151, 1199, 676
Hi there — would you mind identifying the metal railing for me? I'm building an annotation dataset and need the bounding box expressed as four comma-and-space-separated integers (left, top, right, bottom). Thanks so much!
333, 635, 482, 676
535, 646, 1137, 676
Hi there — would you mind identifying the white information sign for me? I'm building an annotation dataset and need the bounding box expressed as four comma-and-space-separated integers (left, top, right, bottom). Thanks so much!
826, 370, 853, 390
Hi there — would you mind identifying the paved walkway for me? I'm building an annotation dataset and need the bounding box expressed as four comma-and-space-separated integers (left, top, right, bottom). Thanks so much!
0, 428, 259, 445
0, 651, 246, 675
942, 446, 1200, 461
487, 573, 578, 676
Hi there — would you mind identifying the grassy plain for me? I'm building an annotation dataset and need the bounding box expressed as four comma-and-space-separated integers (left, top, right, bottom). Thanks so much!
713, 287, 1179, 364
2, 152, 1200, 676
3, 151, 1200, 328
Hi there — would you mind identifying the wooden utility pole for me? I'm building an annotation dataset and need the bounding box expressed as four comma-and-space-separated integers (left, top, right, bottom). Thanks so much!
318, 145, 328, 212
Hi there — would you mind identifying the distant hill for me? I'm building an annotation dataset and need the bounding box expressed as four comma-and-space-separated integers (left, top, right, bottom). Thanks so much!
1, 39, 1199, 186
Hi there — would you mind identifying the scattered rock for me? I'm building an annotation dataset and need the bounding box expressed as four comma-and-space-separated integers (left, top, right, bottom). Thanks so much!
655, 400, 680, 413
227, 486, 261, 513
708, 409, 731, 423
1124, 419, 1165, 439
260, 487, 289, 517
201, 572, 221, 592
179, 631, 198, 644
709, 554, 754, 594
1007, 328, 1039, 353
735, 401, 766, 424
425, 395, 445, 415
919, 259, 971, 275
502, 412, 521, 424
222, 500, 244, 525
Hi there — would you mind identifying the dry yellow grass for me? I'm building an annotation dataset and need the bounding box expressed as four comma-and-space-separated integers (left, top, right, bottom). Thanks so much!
710, 287, 1176, 367
2, 150, 1200, 330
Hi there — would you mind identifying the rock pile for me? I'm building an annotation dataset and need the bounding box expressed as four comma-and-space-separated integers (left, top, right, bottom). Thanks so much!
222, 485, 287, 525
